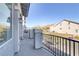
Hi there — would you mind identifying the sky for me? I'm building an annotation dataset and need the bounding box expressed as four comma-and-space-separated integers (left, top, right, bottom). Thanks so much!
26, 3, 79, 27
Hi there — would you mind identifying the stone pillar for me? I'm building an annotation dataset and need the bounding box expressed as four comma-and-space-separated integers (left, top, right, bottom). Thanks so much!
34, 29, 43, 49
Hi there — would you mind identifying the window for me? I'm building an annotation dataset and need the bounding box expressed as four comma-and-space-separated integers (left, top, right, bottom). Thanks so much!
0, 4, 12, 45
68, 27, 70, 29
60, 23, 62, 26
53, 31, 55, 32
60, 28, 62, 30
68, 21, 70, 25
75, 29, 78, 33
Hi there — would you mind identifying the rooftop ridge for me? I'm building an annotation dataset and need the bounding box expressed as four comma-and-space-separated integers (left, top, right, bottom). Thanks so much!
55, 19, 79, 26
63, 19, 79, 24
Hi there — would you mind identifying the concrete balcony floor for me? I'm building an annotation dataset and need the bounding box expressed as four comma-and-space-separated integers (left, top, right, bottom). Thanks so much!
15, 39, 53, 56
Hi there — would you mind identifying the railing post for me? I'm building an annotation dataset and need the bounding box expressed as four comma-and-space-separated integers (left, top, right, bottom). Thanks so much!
49, 35, 51, 50
62, 38, 64, 56
51, 36, 52, 50
69, 40, 71, 56
78, 43, 79, 56
50, 35, 53, 51
73, 42, 75, 56
60, 37, 61, 56
52, 35, 54, 55
57, 37, 60, 56
65, 39, 67, 56
55, 36, 56, 56
56, 36, 58, 56
54, 36, 56, 55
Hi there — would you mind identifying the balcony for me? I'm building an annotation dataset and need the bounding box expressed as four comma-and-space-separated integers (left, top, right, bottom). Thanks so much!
0, 3, 79, 56
15, 29, 79, 56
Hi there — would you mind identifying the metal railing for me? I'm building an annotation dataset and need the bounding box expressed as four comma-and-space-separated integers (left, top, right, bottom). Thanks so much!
43, 33, 79, 56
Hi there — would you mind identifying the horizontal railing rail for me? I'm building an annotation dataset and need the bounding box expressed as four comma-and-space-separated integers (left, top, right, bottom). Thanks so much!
43, 33, 79, 56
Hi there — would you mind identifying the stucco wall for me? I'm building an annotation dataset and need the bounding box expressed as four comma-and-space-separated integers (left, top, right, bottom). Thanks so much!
50, 21, 79, 36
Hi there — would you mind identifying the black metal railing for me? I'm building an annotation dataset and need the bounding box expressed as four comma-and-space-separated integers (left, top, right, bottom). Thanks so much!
43, 33, 79, 56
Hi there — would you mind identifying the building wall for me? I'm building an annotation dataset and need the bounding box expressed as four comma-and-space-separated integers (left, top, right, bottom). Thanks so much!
50, 21, 79, 36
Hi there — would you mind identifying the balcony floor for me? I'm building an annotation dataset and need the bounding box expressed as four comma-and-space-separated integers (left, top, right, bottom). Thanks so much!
15, 38, 53, 56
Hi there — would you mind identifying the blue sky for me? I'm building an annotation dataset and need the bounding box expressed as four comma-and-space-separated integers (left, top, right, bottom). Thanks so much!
26, 3, 79, 27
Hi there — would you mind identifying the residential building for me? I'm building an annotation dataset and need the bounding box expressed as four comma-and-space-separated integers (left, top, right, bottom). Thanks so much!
50, 19, 79, 36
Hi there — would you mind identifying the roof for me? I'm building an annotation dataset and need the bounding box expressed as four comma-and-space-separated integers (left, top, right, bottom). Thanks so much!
64, 19, 79, 24
56, 19, 79, 26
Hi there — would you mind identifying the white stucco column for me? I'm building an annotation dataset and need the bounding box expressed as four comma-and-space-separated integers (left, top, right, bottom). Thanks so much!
12, 4, 20, 53
19, 16, 25, 40
34, 29, 43, 49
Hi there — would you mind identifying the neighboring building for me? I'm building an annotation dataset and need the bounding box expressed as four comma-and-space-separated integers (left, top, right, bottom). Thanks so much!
50, 19, 79, 36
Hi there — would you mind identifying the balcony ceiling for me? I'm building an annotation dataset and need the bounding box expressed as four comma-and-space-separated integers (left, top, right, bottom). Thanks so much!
6, 3, 30, 17
20, 3, 30, 17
